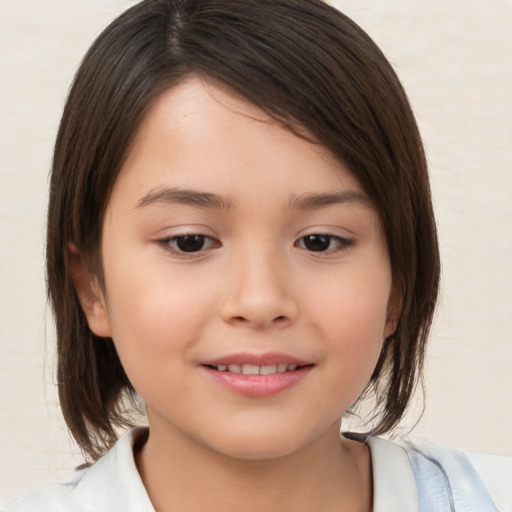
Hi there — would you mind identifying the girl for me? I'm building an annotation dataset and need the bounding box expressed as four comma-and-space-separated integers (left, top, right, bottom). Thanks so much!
5, 0, 511, 510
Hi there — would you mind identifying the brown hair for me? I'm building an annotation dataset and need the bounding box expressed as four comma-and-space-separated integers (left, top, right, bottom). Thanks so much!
47, 0, 440, 460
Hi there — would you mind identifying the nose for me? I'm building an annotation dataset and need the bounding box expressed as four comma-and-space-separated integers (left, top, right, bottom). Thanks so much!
219, 247, 299, 330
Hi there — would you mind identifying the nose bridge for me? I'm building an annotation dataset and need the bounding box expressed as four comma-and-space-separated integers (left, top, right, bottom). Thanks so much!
220, 240, 297, 328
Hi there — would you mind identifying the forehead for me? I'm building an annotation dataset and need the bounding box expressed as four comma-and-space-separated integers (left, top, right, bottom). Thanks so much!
112, 77, 368, 211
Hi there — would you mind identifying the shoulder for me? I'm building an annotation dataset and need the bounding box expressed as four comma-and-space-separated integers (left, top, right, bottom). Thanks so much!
403, 438, 512, 512
464, 451, 512, 511
4, 467, 92, 512
366, 435, 511, 512
3, 470, 84, 512
4, 474, 83, 512
4, 428, 154, 512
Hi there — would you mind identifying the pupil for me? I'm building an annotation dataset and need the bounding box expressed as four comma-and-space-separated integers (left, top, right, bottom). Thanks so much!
304, 235, 330, 252
177, 235, 205, 252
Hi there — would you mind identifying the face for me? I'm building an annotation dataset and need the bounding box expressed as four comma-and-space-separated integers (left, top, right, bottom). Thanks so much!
80, 77, 397, 460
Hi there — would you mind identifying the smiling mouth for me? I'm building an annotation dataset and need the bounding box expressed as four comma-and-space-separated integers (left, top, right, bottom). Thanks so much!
202, 358, 313, 396
205, 363, 311, 375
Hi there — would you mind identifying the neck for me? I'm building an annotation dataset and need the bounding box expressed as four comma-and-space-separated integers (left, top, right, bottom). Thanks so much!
135, 421, 372, 512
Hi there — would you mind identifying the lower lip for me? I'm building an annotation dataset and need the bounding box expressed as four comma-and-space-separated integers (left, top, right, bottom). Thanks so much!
202, 366, 312, 398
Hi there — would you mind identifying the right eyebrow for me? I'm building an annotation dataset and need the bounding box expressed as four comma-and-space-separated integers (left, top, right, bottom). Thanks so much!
135, 187, 236, 210
289, 190, 373, 210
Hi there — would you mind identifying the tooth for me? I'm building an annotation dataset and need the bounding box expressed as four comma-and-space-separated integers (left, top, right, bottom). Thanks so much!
228, 364, 242, 373
287, 364, 297, 371
260, 365, 277, 375
242, 364, 260, 375
216, 365, 227, 371
277, 363, 288, 373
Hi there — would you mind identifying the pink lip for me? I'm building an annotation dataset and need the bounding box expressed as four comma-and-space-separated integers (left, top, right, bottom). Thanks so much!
200, 352, 313, 398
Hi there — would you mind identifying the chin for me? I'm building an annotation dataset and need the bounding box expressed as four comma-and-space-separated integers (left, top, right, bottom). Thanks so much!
213, 437, 306, 461
204, 419, 341, 462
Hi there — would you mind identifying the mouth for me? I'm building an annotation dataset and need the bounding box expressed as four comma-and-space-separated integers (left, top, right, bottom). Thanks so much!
200, 354, 313, 397
204, 363, 309, 375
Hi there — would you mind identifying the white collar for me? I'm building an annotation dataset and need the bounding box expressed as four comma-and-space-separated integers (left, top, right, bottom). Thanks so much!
71, 427, 154, 511
367, 436, 419, 512
42, 429, 420, 511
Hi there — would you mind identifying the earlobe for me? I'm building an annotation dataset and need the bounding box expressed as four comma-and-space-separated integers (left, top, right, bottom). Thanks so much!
384, 314, 399, 340
384, 283, 402, 339
68, 243, 112, 338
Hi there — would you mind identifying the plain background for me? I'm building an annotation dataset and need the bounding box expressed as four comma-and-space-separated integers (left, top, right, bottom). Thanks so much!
1, 0, 511, 506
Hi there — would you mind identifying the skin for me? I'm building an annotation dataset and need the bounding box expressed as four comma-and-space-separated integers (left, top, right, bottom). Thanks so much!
73, 77, 399, 512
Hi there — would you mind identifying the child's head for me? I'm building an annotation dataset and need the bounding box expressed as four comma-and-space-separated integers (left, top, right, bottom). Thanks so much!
47, 0, 440, 460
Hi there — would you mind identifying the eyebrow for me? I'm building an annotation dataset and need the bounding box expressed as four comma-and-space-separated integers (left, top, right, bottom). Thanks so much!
289, 190, 372, 210
136, 187, 372, 211
136, 187, 236, 209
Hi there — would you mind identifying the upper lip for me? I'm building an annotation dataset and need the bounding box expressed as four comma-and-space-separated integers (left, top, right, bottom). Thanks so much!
201, 352, 312, 367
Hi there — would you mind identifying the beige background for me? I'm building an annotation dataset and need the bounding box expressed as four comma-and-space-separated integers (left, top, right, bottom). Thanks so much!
1, 0, 511, 506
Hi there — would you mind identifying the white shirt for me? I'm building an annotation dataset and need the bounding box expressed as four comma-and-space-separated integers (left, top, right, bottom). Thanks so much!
5, 428, 512, 511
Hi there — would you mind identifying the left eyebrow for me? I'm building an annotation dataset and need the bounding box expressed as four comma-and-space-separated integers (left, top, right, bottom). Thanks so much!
136, 187, 236, 209
289, 190, 373, 210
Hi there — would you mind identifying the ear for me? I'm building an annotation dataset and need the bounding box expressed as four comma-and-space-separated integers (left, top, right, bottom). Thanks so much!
68, 243, 112, 338
383, 281, 402, 339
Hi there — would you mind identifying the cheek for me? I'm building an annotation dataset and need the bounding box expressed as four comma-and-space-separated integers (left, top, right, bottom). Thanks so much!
309, 264, 392, 342
306, 267, 391, 392
101, 256, 215, 376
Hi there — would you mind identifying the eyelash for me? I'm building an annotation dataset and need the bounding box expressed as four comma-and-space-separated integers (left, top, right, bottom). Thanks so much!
157, 233, 354, 256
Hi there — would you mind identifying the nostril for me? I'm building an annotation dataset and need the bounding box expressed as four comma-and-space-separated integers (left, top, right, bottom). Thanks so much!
229, 314, 288, 326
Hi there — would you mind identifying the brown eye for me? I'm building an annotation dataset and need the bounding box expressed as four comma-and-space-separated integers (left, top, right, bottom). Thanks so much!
175, 235, 207, 252
160, 234, 219, 254
302, 235, 331, 252
297, 234, 354, 253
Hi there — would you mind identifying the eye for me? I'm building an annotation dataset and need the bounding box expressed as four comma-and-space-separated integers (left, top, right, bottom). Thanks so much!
296, 234, 353, 253
159, 234, 219, 254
